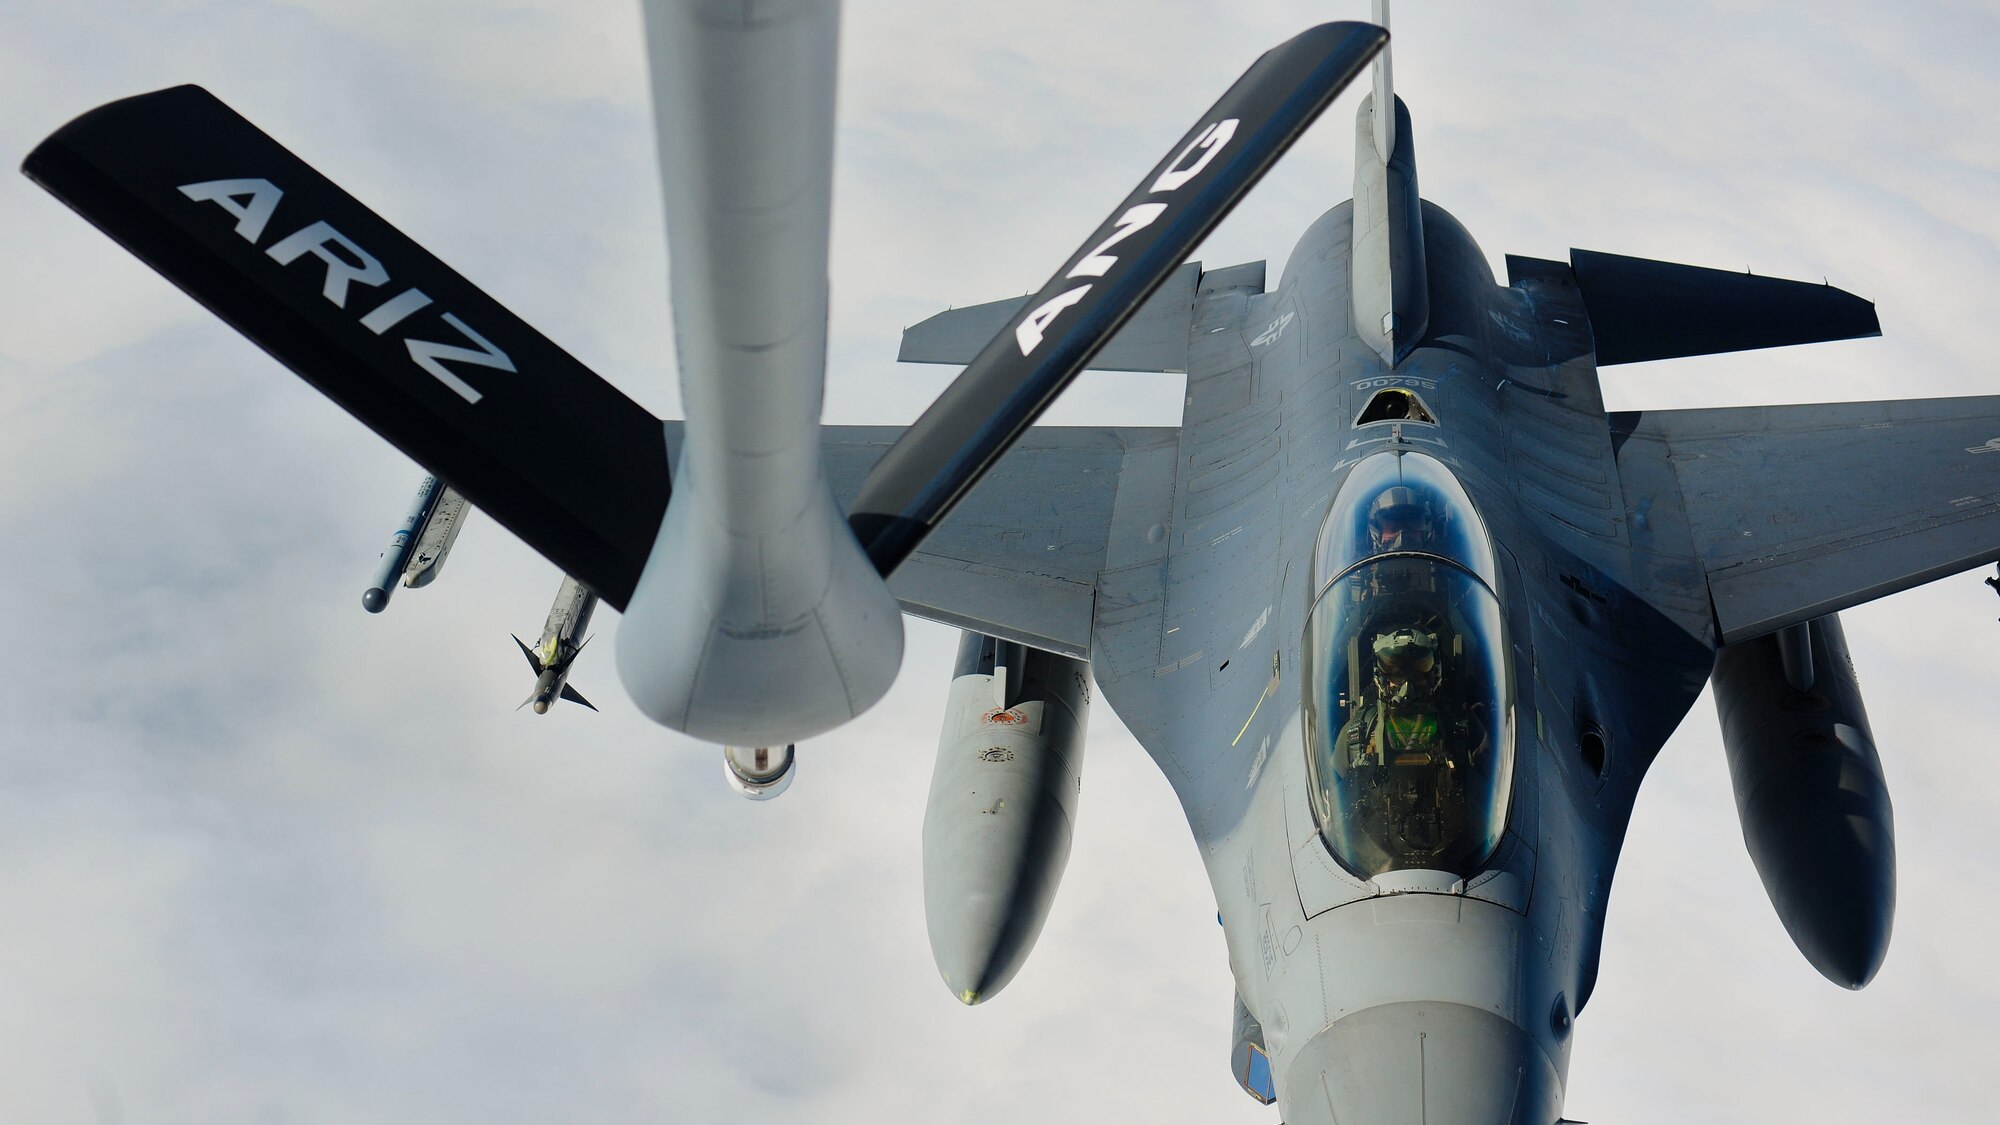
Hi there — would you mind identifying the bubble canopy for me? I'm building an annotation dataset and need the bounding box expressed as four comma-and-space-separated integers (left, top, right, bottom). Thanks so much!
1302, 451, 1514, 879
1313, 449, 1498, 591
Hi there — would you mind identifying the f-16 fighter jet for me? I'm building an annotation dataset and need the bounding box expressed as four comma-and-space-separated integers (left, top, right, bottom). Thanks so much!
26, 1, 1987, 1120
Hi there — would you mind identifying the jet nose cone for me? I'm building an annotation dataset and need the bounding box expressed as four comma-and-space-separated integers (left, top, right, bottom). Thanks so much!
1281, 1002, 1561, 1125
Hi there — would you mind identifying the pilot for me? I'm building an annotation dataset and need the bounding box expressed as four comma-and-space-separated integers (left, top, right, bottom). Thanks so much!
1366, 485, 1440, 554
1345, 626, 1442, 764
1339, 624, 1483, 769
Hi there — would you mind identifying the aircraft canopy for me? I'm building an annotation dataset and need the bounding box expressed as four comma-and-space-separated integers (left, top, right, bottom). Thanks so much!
1303, 450, 1514, 879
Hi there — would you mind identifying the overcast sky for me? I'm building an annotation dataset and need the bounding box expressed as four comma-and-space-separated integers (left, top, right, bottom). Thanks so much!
2, 2, 1997, 1122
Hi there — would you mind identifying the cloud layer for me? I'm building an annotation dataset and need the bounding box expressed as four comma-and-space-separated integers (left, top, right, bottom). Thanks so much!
2, 2, 1996, 1122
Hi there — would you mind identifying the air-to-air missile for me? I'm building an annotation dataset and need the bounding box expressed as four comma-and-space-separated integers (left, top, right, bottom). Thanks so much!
361, 475, 442, 613
362, 475, 592, 718
360, 475, 469, 612
514, 574, 599, 715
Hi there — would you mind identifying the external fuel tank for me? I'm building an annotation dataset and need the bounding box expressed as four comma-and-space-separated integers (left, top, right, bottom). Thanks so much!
1711, 613, 1896, 988
922, 632, 1090, 1005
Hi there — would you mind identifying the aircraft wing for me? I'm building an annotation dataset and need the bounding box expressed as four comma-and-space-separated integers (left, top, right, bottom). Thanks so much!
663, 423, 1180, 657
1612, 396, 2000, 643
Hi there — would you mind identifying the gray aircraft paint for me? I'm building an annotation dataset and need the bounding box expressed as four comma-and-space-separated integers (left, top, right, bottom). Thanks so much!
892, 164, 1696, 1123
1079, 183, 1683, 1119
894, 77, 1898, 1119
923, 633, 1091, 1006
1349, 90, 1426, 365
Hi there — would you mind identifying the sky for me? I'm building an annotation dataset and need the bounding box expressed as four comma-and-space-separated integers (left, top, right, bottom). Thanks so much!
1, 1, 1997, 1122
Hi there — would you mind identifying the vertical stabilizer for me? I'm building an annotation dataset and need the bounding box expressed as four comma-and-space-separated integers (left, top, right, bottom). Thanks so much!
1352, 1, 1427, 366
1371, 0, 1394, 163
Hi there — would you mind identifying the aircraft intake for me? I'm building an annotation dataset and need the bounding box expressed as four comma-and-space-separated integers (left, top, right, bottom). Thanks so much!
922, 632, 1090, 1005
1710, 613, 1896, 988
1230, 991, 1277, 1105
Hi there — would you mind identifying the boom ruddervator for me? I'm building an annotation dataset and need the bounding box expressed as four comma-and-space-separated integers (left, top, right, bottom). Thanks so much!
1302, 449, 1515, 879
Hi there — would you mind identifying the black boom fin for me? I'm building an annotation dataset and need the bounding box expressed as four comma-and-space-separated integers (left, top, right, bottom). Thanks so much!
558, 683, 597, 712
846, 22, 1386, 576
22, 86, 669, 608
512, 634, 546, 674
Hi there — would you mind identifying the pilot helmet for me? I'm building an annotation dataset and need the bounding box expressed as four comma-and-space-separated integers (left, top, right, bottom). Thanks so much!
1371, 626, 1440, 703
1367, 486, 1437, 551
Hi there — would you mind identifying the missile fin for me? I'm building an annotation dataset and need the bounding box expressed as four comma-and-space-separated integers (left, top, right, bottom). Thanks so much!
559, 683, 598, 712
512, 634, 546, 673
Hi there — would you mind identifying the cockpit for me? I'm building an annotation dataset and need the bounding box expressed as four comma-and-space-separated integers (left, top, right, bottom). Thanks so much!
1302, 450, 1515, 879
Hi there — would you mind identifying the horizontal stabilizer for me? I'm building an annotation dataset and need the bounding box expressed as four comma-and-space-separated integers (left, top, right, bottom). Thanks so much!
1569, 248, 1879, 366
900, 261, 1213, 372
22, 86, 668, 608
1615, 395, 2000, 642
